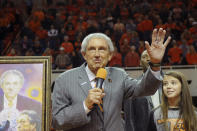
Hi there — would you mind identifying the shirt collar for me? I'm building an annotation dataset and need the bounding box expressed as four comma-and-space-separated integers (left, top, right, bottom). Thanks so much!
85, 65, 96, 82
4, 95, 17, 109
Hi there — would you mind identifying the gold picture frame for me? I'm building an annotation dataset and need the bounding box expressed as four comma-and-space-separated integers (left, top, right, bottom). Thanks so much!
0, 56, 51, 131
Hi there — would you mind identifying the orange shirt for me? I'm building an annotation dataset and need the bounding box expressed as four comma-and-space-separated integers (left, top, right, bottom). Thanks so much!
142, 20, 153, 31
189, 27, 197, 34
61, 42, 74, 53
137, 19, 153, 32
137, 22, 144, 32
28, 20, 41, 32
168, 47, 182, 63
186, 53, 197, 64
108, 52, 122, 67
36, 30, 48, 39
119, 33, 132, 46
33, 11, 45, 21
124, 52, 140, 67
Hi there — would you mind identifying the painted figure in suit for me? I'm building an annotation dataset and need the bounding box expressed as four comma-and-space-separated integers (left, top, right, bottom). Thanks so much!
52, 28, 171, 131
0, 92, 42, 116
124, 50, 162, 131
0, 70, 42, 130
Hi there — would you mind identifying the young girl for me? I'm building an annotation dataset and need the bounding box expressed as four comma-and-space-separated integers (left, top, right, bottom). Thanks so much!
148, 71, 197, 131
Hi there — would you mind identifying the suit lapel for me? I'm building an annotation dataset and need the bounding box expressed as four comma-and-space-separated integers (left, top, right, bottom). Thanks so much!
16, 95, 22, 110
78, 64, 92, 97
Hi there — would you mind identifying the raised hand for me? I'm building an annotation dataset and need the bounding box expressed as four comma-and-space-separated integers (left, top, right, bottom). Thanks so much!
145, 28, 171, 64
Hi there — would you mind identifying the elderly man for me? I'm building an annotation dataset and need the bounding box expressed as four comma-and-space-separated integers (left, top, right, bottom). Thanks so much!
52, 28, 171, 131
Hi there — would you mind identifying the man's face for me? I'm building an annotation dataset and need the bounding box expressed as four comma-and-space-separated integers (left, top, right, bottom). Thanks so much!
1, 74, 22, 101
82, 38, 113, 74
17, 114, 36, 131
140, 51, 150, 71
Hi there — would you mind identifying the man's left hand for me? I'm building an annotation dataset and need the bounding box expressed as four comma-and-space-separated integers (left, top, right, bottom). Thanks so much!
145, 28, 171, 64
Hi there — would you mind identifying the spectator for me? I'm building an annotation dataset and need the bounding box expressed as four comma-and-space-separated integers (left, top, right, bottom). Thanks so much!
35, 26, 48, 41
20, 22, 35, 40
186, 45, 197, 65
108, 46, 122, 67
58, 27, 67, 44
48, 25, 59, 50
119, 29, 132, 46
48, 25, 58, 37
25, 48, 35, 56
7, 48, 17, 56
42, 48, 55, 69
124, 45, 140, 67
28, 16, 41, 33
120, 38, 130, 65
20, 35, 33, 55
32, 41, 43, 56
61, 35, 74, 55
55, 47, 72, 69
179, 39, 189, 64
168, 40, 183, 65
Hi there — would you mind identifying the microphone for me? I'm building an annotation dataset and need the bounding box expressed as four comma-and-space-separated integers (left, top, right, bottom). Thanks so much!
96, 68, 107, 89
95, 68, 107, 112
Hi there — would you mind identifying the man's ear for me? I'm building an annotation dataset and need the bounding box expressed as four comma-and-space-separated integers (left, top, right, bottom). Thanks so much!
140, 60, 142, 67
108, 52, 113, 61
81, 52, 87, 61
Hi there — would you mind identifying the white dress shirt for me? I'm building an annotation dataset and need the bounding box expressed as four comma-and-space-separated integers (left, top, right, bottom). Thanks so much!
4, 95, 17, 110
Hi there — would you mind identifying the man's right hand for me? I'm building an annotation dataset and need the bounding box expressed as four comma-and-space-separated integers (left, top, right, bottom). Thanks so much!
85, 88, 105, 110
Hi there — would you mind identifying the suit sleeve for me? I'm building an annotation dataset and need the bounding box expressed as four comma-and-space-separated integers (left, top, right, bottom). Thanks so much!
123, 67, 162, 99
52, 77, 90, 130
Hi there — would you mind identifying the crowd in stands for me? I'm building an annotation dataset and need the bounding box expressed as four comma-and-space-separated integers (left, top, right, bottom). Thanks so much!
1, 0, 197, 69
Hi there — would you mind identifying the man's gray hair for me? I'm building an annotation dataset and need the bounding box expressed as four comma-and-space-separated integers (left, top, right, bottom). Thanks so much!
20, 110, 41, 131
81, 33, 114, 52
0, 70, 24, 87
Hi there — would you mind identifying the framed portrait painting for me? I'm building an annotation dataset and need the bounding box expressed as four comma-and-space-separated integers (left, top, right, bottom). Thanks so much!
0, 56, 51, 131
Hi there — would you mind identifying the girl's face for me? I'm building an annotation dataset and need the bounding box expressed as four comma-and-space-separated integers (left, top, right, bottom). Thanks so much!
163, 75, 182, 100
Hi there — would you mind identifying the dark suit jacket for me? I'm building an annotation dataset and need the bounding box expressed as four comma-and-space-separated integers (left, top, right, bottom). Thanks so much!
124, 75, 162, 131
0, 92, 42, 116
52, 63, 162, 131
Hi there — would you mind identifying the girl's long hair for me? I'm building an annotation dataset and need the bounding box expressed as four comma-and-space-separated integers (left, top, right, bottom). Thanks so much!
160, 71, 197, 131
